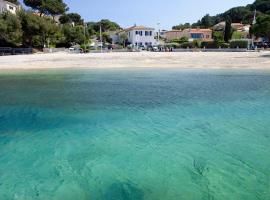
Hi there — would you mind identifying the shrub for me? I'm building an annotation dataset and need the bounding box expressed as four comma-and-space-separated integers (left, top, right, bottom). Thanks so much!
220, 43, 230, 48
180, 42, 195, 49
165, 42, 181, 48
201, 41, 218, 48
230, 39, 248, 49
170, 37, 189, 44
201, 41, 230, 49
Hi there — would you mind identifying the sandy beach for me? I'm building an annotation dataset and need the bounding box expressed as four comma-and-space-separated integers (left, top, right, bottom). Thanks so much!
0, 51, 270, 70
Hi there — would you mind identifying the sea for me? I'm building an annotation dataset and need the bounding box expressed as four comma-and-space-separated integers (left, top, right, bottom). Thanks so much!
0, 68, 269, 200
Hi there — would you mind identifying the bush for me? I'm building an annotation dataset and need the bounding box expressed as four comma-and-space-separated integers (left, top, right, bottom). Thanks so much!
201, 41, 218, 48
201, 41, 230, 48
170, 37, 189, 44
230, 39, 248, 49
180, 42, 195, 49
220, 43, 230, 48
165, 42, 181, 48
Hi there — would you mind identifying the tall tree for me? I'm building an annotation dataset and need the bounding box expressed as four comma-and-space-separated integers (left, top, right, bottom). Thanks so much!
224, 18, 232, 42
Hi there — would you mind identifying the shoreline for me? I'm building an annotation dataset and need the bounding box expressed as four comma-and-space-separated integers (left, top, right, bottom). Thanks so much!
0, 51, 270, 71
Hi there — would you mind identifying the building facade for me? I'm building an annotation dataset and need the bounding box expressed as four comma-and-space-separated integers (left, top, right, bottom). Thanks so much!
165, 28, 212, 41
0, 0, 20, 14
111, 25, 157, 47
125, 25, 157, 47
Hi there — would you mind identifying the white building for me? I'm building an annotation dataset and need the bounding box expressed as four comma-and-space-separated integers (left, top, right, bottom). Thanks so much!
125, 25, 157, 47
111, 25, 157, 47
0, 0, 20, 14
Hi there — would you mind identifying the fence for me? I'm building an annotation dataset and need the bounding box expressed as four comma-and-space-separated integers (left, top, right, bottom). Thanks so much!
43, 48, 67, 53
0, 47, 33, 56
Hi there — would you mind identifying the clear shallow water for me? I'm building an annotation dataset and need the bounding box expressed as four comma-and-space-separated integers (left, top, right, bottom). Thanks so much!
0, 68, 270, 200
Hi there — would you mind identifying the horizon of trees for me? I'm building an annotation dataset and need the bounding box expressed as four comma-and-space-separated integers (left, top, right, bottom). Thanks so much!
0, 0, 122, 48
172, 0, 270, 43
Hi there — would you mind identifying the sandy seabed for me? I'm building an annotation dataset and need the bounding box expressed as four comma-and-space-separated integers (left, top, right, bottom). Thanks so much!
0, 51, 270, 70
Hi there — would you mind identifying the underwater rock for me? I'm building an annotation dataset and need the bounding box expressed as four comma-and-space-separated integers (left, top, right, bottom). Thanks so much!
104, 181, 144, 200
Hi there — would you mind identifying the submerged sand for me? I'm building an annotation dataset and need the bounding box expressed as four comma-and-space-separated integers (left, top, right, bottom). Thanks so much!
0, 51, 270, 70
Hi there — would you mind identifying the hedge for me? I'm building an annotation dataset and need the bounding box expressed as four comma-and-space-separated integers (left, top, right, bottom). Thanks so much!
230, 40, 248, 49
201, 41, 230, 49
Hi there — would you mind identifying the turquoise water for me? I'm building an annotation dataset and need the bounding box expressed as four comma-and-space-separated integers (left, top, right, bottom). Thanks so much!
0, 68, 270, 200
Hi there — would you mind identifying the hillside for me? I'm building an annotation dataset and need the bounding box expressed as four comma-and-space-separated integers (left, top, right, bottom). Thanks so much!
173, 0, 270, 29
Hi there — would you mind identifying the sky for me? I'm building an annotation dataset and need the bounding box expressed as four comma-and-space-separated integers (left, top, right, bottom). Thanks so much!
22, 0, 255, 30
64, 0, 254, 29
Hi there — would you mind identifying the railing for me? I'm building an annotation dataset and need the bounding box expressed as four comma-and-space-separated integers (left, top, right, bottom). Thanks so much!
0, 47, 33, 56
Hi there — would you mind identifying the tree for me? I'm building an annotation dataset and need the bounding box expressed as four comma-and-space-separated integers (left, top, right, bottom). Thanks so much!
59, 13, 83, 25
172, 0, 270, 31
61, 24, 86, 46
252, 14, 270, 41
172, 23, 191, 30
18, 11, 58, 47
224, 18, 232, 42
89, 19, 121, 32
253, 0, 270, 13
200, 14, 215, 28
119, 33, 128, 47
23, 0, 42, 14
5, 0, 19, 5
222, 7, 252, 23
0, 12, 22, 46
42, 0, 68, 18
23, 0, 68, 17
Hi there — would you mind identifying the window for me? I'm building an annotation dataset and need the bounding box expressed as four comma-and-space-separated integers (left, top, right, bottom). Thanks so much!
206, 35, 209, 39
191, 33, 203, 39
145, 31, 152, 36
145, 42, 148, 46
135, 31, 142, 36
9, 6, 14, 10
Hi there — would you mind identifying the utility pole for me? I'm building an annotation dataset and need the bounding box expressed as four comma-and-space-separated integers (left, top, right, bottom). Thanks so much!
84, 23, 86, 52
157, 22, 160, 45
100, 25, 103, 53
251, 9, 257, 49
